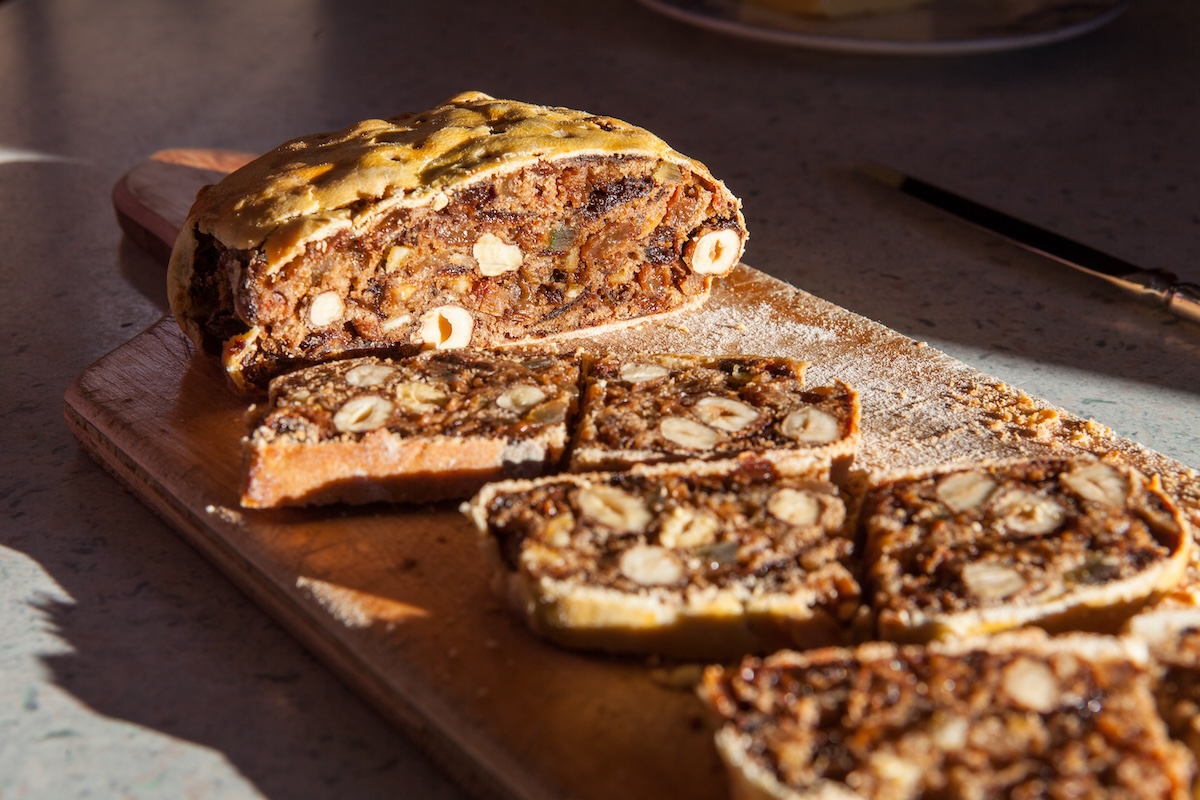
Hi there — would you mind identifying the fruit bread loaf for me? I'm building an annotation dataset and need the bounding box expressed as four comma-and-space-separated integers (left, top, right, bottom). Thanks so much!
698, 629, 1193, 800
463, 455, 863, 660
168, 91, 748, 391
241, 348, 581, 508
569, 353, 860, 479
861, 457, 1192, 643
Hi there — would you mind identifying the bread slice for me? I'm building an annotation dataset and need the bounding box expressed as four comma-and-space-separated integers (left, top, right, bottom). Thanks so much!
1126, 607, 1200, 792
240, 348, 581, 507
569, 353, 859, 480
462, 455, 862, 660
698, 629, 1193, 800
167, 91, 747, 391
862, 457, 1192, 643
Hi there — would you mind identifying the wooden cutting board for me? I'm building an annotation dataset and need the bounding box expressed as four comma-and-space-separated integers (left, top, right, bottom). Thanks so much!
67, 150, 1200, 800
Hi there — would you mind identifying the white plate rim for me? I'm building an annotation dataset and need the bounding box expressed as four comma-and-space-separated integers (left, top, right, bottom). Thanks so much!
634, 0, 1129, 55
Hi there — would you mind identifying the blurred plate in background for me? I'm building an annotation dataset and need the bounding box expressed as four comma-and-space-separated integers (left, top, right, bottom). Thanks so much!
635, 0, 1128, 55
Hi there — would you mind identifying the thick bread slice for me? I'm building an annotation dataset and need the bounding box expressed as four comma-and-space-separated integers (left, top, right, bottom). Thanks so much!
168, 91, 747, 391
862, 456, 1192, 642
569, 353, 859, 479
240, 348, 581, 507
462, 455, 863, 660
1126, 608, 1200, 795
699, 629, 1193, 800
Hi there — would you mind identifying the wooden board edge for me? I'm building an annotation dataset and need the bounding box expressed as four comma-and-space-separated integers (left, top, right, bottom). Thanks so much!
60, 391, 539, 800
113, 175, 176, 268
112, 148, 259, 269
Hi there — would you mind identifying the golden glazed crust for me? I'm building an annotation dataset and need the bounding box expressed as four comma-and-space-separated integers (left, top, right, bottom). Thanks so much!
179, 91, 716, 256
167, 92, 748, 391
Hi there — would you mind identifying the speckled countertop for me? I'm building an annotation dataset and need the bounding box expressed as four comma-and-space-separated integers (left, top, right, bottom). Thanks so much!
2, 0, 1198, 797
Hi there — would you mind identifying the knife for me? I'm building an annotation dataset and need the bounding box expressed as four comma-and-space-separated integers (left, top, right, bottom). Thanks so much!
860, 163, 1200, 324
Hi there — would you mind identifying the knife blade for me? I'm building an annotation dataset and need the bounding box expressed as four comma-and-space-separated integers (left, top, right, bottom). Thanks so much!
860, 162, 1200, 324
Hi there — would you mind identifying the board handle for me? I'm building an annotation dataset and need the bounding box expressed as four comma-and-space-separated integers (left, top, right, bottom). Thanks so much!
112, 148, 254, 266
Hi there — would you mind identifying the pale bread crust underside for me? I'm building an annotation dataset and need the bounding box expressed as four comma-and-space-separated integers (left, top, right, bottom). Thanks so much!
242, 428, 565, 508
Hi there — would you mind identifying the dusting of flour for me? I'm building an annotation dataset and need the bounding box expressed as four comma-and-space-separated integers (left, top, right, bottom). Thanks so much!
636, 301, 838, 356
582, 268, 1196, 497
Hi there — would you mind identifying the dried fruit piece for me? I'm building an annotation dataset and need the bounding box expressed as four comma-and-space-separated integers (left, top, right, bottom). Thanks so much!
528, 396, 570, 424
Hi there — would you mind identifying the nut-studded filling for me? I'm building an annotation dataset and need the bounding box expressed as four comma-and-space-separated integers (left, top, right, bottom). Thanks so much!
701, 636, 1189, 799
572, 354, 857, 470
187, 155, 743, 388
248, 348, 580, 446
482, 461, 861, 620
863, 459, 1188, 634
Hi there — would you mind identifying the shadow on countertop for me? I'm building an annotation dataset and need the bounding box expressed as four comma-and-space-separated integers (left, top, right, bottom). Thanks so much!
18, 455, 466, 800
750, 162, 1200, 405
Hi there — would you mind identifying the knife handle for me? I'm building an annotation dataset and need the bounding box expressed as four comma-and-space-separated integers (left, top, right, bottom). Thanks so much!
1167, 282, 1200, 324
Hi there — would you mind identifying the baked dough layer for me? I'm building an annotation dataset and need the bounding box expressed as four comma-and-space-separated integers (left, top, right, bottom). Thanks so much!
241, 348, 581, 507
168, 92, 747, 391
699, 630, 1193, 800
